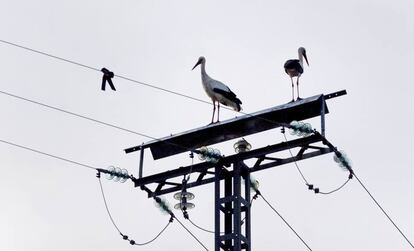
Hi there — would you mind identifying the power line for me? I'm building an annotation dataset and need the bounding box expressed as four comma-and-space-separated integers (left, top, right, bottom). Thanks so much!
0, 39, 100, 72
353, 173, 414, 249
259, 193, 313, 251
187, 218, 215, 234
0, 138, 96, 170
132, 221, 171, 246
283, 132, 310, 184
0, 39, 289, 128
98, 175, 171, 246
174, 216, 209, 251
0, 136, 203, 248
284, 129, 413, 247
0, 39, 213, 106
318, 178, 351, 195
0, 89, 208, 155
115, 74, 212, 106
0, 133, 204, 249
5, 38, 411, 249
282, 131, 352, 195
98, 176, 123, 234
0, 89, 154, 139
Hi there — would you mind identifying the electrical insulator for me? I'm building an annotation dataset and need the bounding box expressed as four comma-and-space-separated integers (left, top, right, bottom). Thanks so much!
154, 197, 172, 215
197, 146, 221, 163
289, 120, 313, 137
333, 150, 352, 171
105, 166, 129, 183
243, 175, 260, 193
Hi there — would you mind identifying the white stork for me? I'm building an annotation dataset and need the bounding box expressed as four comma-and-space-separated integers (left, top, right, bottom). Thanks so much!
284, 47, 309, 101
192, 56, 242, 124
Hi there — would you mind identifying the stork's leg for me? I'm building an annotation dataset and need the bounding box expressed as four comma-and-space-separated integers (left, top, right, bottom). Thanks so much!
296, 77, 302, 100
217, 102, 220, 123
290, 77, 295, 102
211, 101, 216, 124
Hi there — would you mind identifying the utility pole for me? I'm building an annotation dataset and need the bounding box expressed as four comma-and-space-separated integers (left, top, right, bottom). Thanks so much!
125, 90, 346, 251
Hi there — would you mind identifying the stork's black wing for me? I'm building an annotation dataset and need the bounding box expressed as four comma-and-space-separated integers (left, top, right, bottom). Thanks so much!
213, 88, 242, 105
284, 59, 303, 74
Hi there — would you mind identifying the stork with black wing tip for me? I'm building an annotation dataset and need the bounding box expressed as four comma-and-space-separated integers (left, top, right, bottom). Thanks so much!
192, 56, 242, 124
284, 47, 309, 102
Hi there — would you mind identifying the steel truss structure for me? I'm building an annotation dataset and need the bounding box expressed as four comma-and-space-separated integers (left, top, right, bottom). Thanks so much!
125, 90, 346, 251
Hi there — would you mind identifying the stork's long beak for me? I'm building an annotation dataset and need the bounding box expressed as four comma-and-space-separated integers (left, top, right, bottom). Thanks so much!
192, 59, 202, 70
303, 53, 309, 66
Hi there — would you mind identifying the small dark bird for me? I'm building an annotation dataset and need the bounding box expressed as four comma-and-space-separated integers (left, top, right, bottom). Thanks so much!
284, 47, 309, 101
192, 56, 242, 124
101, 68, 116, 91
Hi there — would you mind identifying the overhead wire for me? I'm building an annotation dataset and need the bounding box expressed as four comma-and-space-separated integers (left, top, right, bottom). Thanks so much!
98, 173, 172, 246
0, 39, 100, 71
0, 89, 155, 139
0, 87, 218, 161
0, 38, 354, 196
0, 39, 290, 129
173, 216, 209, 251
282, 131, 352, 195
98, 176, 124, 234
259, 193, 313, 251
0, 138, 173, 245
0, 39, 211, 105
353, 173, 414, 249
0, 138, 96, 171
0, 137, 202, 248
187, 218, 215, 234
2, 38, 412, 249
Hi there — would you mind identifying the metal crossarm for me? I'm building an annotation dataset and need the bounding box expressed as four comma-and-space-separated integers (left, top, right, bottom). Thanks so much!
125, 90, 347, 251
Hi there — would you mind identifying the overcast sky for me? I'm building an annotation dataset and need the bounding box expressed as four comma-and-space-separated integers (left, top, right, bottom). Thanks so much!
1, 0, 413, 250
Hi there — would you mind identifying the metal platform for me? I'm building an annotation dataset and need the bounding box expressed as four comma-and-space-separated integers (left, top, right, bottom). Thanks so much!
125, 90, 346, 160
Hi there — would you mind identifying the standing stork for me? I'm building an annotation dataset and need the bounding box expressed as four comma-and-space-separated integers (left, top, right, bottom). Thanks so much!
284, 47, 309, 101
192, 56, 242, 124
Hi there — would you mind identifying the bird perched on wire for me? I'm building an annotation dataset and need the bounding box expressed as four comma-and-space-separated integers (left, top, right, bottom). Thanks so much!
192, 56, 242, 124
284, 47, 309, 102
101, 68, 116, 91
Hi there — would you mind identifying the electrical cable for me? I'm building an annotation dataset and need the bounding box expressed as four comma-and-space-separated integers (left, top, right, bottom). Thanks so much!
259, 193, 313, 251
0, 138, 96, 170
187, 218, 215, 234
353, 173, 414, 249
98, 173, 172, 246
4, 38, 411, 249
0, 89, 155, 139
282, 131, 352, 195
0, 39, 214, 106
318, 178, 351, 195
0, 137, 173, 246
98, 176, 123, 234
0, 39, 100, 72
0, 88, 221, 157
173, 216, 209, 251
0, 39, 214, 105
132, 221, 171, 246
283, 132, 310, 185
0, 39, 291, 129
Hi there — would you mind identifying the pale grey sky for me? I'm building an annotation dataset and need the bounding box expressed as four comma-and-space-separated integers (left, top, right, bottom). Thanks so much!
1, 0, 413, 250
